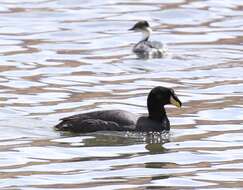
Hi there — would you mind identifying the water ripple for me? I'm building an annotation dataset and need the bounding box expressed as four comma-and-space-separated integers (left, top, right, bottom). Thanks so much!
0, 0, 243, 189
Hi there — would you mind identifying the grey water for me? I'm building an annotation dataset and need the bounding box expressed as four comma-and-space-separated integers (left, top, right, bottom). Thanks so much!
0, 0, 243, 189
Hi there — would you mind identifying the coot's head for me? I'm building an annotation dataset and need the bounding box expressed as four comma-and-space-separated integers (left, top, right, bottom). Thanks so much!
147, 86, 182, 110
129, 20, 150, 31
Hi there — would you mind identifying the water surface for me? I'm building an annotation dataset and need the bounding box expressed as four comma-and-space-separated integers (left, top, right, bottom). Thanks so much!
0, 0, 243, 189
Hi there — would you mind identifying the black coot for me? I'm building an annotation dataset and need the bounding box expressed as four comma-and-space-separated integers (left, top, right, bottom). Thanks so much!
54, 86, 182, 133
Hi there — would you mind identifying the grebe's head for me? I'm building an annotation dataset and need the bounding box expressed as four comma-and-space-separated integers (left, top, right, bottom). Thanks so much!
129, 20, 151, 32
129, 21, 152, 41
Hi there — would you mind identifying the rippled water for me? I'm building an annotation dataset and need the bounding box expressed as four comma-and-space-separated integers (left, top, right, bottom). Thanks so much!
0, 0, 243, 189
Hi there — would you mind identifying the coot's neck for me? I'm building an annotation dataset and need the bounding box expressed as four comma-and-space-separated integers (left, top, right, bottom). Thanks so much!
147, 102, 167, 122
140, 27, 151, 42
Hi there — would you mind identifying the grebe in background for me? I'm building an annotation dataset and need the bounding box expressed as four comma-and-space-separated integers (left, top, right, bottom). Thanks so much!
129, 20, 167, 59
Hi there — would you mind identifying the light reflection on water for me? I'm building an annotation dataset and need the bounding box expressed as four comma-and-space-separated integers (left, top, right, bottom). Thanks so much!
0, 0, 243, 189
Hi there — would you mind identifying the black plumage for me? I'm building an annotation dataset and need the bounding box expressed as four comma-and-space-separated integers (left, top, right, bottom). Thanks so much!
54, 86, 182, 133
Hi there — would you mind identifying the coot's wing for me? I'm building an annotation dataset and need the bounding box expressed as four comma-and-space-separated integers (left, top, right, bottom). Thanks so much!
55, 118, 122, 133
54, 110, 138, 133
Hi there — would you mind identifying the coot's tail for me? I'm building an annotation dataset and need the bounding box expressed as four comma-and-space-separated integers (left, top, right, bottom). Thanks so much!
54, 120, 71, 131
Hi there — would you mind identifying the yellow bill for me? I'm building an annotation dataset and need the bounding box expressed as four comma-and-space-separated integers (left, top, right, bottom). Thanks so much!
170, 96, 181, 108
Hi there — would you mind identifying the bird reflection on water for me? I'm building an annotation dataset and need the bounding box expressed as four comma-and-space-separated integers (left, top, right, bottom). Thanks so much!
58, 131, 170, 154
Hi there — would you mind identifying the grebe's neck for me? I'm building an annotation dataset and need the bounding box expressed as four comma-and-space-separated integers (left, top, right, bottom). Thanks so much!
140, 27, 152, 42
